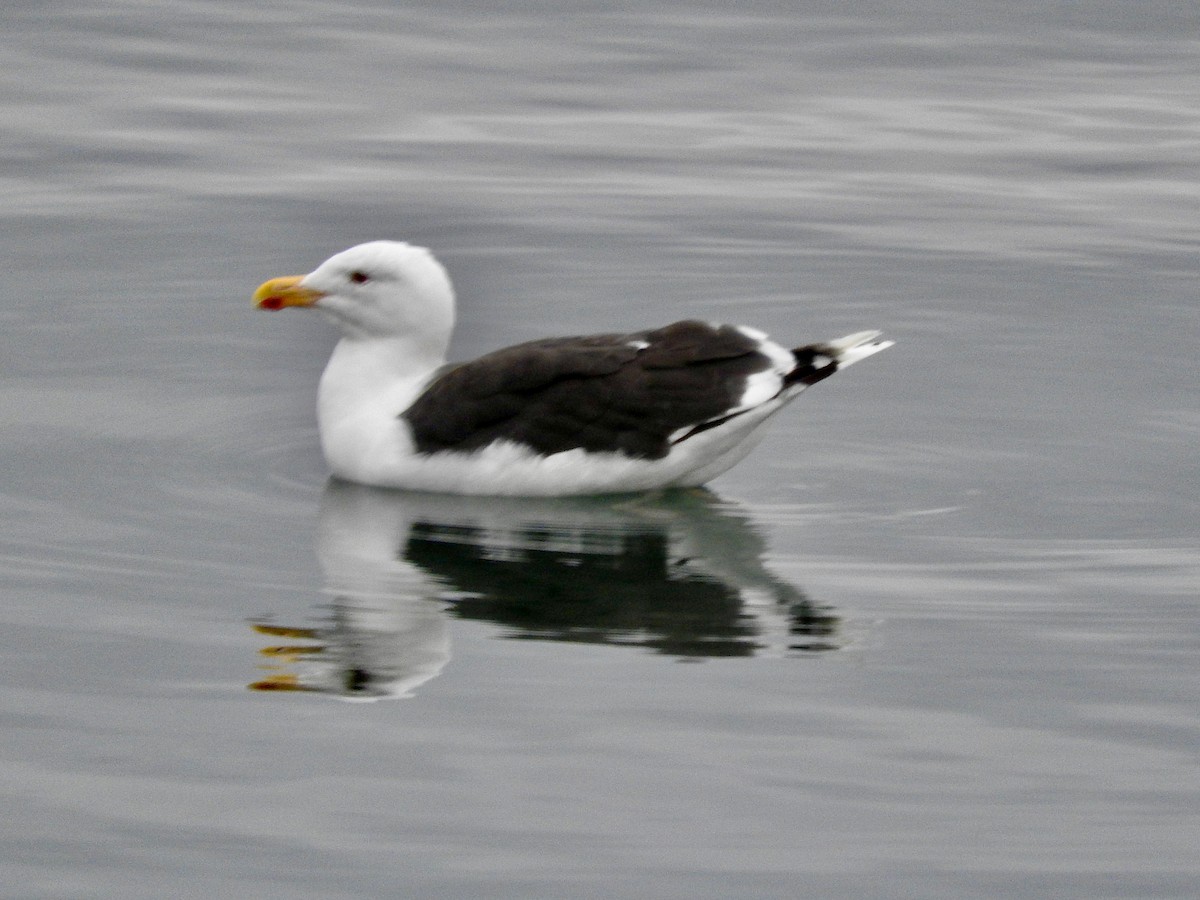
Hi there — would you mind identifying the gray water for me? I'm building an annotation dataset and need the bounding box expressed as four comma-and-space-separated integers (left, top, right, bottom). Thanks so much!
4, 2, 1199, 898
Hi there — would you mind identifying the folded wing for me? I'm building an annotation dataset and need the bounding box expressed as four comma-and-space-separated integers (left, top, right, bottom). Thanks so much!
401, 320, 781, 459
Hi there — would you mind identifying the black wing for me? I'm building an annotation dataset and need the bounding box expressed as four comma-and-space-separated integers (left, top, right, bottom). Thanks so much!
402, 320, 777, 459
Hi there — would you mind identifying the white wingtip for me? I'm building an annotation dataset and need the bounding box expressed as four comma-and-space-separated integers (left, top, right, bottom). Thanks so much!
825, 330, 894, 368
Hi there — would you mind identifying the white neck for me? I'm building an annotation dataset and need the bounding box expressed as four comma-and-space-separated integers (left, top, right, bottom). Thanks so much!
316, 334, 446, 481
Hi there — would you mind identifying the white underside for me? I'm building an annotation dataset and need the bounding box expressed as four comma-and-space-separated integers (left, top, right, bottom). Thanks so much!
325, 396, 791, 496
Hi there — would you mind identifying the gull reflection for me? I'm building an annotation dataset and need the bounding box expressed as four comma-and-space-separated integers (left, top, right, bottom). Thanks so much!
251, 481, 838, 700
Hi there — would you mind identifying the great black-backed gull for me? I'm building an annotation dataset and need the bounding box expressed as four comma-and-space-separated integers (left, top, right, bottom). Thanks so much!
254, 241, 892, 495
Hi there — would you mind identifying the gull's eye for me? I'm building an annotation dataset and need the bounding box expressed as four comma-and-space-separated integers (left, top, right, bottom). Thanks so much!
348, 270, 370, 284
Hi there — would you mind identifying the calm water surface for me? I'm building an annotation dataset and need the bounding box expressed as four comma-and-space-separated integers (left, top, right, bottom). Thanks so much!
3, 2, 1199, 898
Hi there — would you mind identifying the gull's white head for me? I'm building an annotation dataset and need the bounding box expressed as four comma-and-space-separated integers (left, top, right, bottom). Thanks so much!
255, 241, 456, 345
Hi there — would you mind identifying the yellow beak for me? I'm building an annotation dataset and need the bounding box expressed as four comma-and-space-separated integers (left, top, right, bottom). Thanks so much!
254, 275, 326, 310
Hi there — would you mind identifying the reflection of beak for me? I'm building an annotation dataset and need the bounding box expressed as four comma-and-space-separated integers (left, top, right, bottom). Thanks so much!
253, 275, 326, 310
248, 675, 320, 692
249, 623, 327, 692
259, 645, 327, 659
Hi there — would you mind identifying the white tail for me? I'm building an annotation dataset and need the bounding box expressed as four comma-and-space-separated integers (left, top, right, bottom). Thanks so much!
824, 330, 894, 368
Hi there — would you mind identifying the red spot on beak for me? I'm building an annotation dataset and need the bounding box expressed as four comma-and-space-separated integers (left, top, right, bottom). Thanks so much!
259, 296, 284, 311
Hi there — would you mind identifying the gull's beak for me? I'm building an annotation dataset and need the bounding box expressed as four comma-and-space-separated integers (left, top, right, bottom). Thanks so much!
254, 275, 326, 310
